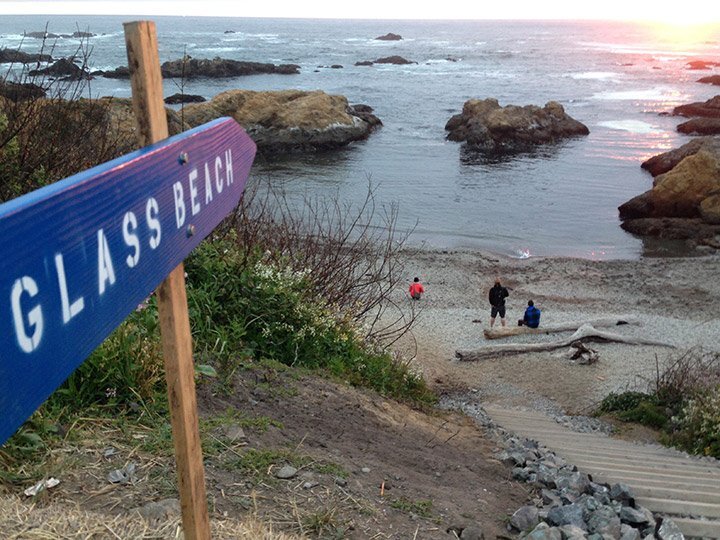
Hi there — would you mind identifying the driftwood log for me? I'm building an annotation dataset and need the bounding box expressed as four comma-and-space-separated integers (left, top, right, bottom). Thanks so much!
483, 316, 639, 340
456, 324, 674, 362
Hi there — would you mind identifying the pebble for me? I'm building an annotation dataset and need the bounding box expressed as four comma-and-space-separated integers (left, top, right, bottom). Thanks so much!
275, 465, 297, 479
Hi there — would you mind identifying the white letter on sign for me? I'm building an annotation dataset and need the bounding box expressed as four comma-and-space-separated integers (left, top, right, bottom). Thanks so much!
146, 197, 161, 249
214, 156, 224, 194
204, 163, 213, 205
11, 276, 43, 353
97, 229, 116, 295
123, 211, 140, 268
173, 182, 186, 228
55, 253, 85, 323
225, 149, 234, 186
189, 168, 201, 216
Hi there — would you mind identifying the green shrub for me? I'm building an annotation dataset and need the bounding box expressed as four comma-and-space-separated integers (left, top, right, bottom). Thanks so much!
185, 236, 435, 407
598, 391, 657, 413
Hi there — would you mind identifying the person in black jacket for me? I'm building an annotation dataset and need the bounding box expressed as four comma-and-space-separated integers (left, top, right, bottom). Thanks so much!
488, 278, 509, 328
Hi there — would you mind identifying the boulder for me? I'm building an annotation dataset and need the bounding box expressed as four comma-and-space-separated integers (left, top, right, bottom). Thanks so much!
164, 93, 206, 104
355, 60, 374, 66
546, 503, 586, 529
698, 75, 720, 85
445, 98, 589, 155
509, 505, 539, 531
641, 136, 720, 176
673, 95, 720, 118
375, 33, 402, 41
0, 48, 52, 64
160, 57, 299, 78
181, 89, 381, 154
677, 117, 720, 135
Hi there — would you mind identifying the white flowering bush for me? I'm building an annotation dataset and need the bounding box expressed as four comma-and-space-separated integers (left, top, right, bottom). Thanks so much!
674, 385, 720, 458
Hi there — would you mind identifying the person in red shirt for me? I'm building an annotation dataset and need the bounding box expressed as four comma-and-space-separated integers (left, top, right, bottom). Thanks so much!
409, 277, 425, 300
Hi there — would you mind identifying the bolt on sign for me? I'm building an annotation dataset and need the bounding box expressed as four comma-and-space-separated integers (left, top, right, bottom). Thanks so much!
0, 115, 256, 444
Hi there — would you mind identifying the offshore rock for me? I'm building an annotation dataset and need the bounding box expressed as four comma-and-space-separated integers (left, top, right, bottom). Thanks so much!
445, 98, 589, 155
161, 57, 300, 78
100, 58, 300, 79
181, 89, 381, 154
698, 75, 720, 86
373, 55, 416, 65
375, 33, 402, 40
686, 60, 720, 70
673, 95, 720, 118
0, 48, 52, 64
164, 93, 206, 104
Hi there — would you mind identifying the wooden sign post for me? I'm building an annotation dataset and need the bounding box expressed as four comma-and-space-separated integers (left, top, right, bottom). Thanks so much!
124, 21, 209, 540
0, 21, 256, 540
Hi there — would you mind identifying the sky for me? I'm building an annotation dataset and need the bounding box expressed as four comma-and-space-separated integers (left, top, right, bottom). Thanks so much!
1, 0, 720, 24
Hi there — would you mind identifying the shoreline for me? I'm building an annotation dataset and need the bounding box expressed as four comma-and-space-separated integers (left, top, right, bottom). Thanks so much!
393, 246, 720, 414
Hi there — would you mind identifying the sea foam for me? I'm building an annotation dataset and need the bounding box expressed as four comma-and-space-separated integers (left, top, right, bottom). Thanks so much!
597, 120, 660, 134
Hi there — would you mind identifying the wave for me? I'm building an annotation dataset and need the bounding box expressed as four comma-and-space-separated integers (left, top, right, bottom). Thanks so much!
591, 86, 681, 101
597, 120, 661, 134
568, 71, 620, 80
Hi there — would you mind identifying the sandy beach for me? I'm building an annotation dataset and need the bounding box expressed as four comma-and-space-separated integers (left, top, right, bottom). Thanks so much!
395, 248, 720, 415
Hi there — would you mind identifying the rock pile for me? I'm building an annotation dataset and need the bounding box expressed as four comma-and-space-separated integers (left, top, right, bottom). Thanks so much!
498, 437, 684, 539
444, 98, 589, 155
441, 397, 684, 540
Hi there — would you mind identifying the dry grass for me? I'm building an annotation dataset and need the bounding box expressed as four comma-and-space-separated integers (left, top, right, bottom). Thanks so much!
0, 496, 300, 539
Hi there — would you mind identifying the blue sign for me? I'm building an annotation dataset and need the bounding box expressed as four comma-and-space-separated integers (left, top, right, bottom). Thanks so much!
0, 117, 256, 445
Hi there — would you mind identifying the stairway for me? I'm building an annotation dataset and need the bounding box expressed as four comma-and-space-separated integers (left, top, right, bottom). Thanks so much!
484, 406, 720, 538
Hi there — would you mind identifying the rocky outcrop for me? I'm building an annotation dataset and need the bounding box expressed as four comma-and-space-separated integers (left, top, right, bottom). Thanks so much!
100, 58, 300, 79
620, 150, 720, 219
0, 80, 46, 101
160, 57, 300, 78
673, 95, 720, 118
355, 60, 374, 66
619, 146, 720, 249
375, 33, 402, 41
181, 89, 381, 154
445, 98, 589, 154
164, 93, 206, 104
0, 48, 52, 64
677, 117, 720, 135
641, 136, 720, 176
698, 75, 720, 86
28, 58, 90, 80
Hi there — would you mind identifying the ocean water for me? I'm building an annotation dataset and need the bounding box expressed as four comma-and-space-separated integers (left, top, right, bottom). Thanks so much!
1, 16, 719, 259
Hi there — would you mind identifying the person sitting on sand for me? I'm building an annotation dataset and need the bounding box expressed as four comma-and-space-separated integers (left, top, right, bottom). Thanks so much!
519, 299, 541, 328
488, 278, 509, 327
409, 277, 425, 300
